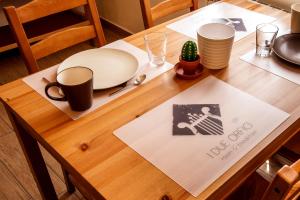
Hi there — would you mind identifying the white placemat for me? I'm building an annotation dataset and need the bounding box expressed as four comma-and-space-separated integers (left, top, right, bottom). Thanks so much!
114, 76, 289, 197
240, 49, 300, 85
23, 40, 173, 120
167, 2, 275, 42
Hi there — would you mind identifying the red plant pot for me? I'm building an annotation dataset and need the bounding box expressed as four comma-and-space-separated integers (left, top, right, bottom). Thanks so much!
179, 55, 200, 75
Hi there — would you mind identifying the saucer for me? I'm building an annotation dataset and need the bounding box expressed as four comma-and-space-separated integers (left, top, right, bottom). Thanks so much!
174, 63, 204, 79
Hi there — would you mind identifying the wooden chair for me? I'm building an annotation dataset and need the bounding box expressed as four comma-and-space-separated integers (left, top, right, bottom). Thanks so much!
262, 159, 300, 200
4, 0, 106, 74
139, 0, 199, 29
228, 159, 300, 200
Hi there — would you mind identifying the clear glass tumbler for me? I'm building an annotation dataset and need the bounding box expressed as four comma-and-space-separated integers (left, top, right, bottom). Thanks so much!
256, 23, 279, 57
144, 32, 167, 66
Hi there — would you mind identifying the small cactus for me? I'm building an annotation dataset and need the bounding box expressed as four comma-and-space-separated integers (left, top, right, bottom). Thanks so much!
181, 41, 198, 61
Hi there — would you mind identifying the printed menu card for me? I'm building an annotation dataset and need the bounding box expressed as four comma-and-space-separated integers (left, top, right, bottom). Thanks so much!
114, 76, 289, 197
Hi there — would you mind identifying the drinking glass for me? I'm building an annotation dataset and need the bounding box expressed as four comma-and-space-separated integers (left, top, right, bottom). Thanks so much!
256, 23, 279, 57
144, 32, 167, 66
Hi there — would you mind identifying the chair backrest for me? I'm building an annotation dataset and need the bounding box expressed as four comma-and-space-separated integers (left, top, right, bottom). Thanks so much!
4, 0, 106, 74
262, 159, 300, 200
139, 0, 199, 29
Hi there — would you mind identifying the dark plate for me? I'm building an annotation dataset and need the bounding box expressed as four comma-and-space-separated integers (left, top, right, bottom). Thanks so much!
273, 33, 300, 66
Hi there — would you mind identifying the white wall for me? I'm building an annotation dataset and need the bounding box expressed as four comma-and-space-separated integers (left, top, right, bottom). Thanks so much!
257, 0, 300, 11
96, 0, 207, 33
96, 0, 144, 33
0, 0, 30, 26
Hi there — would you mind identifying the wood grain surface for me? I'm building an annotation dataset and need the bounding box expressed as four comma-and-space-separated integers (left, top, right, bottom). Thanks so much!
16, 0, 87, 23
4, 0, 106, 74
140, 0, 199, 28
32, 25, 96, 59
0, 0, 299, 199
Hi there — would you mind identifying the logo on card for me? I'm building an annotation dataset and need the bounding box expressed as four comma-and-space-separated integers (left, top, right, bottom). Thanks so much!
173, 104, 224, 135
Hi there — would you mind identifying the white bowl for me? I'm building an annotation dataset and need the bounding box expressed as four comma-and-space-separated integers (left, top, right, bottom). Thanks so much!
197, 23, 235, 41
197, 23, 235, 69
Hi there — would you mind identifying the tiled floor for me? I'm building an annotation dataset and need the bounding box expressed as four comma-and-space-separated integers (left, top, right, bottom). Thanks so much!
0, 117, 83, 199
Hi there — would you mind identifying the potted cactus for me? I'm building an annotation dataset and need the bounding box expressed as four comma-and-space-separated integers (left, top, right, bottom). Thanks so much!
179, 41, 200, 75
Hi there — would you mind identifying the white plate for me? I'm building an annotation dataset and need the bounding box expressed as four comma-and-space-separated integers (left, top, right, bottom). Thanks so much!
58, 48, 139, 90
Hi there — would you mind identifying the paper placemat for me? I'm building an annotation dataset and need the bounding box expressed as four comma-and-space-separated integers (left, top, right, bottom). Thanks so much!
240, 49, 300, 85
114, 76, 289, 197
23, 40, 173, 120
167, 2, 275, 42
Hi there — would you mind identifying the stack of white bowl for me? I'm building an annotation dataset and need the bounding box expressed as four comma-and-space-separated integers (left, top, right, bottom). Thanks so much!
197, 23, 235, 69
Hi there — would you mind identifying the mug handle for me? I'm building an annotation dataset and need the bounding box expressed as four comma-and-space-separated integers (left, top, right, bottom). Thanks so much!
45, 82, 67, 101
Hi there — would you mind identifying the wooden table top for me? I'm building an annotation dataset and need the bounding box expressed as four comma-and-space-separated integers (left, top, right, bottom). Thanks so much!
1, 0, 300, 199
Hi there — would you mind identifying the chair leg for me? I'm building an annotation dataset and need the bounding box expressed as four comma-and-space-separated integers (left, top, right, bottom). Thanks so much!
62, 168, 76, 194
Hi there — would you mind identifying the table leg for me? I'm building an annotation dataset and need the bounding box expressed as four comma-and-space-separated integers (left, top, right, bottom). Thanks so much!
5, 107, 58, 200
62, 168, 75, 193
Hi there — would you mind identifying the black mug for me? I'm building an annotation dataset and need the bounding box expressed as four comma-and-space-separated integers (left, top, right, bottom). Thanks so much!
45, 66, 93, 111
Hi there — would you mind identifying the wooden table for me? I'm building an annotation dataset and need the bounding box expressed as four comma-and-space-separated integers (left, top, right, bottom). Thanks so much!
1, 0, 299, 199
